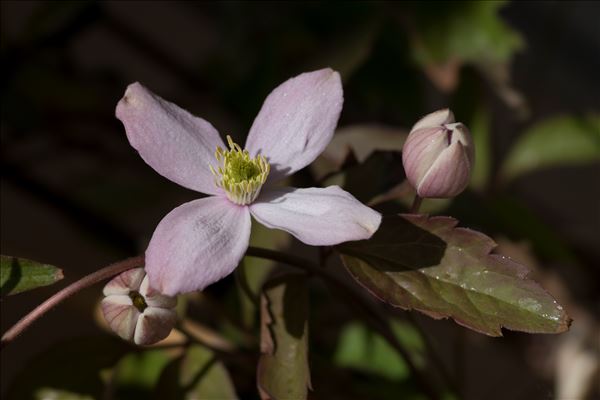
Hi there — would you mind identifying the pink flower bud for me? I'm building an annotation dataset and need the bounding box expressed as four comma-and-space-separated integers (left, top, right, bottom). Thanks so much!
101, 268, 177, 345
402, 109, 474, 198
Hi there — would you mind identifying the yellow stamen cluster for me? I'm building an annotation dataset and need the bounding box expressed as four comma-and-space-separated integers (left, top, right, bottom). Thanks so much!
210, 136, 270, 205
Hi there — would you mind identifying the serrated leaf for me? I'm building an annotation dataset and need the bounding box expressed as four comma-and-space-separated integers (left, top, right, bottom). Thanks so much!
155, 345, 238, 399
501, 115, 600, 181
1, 255, 64, 296
258, 274, 310, 400
337, 215, 571, 336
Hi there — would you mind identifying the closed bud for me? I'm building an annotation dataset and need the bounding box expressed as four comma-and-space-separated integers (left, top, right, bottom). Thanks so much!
402, 109, 474, 198
101, 268, 177, 345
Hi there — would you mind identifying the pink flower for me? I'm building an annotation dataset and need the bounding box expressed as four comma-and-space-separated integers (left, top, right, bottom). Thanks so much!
116, 69, 382, 296
101, 268, 177, 345
402, 109, 474, 198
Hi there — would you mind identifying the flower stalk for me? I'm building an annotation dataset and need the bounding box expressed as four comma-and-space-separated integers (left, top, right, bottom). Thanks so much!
1, 256, 143, 348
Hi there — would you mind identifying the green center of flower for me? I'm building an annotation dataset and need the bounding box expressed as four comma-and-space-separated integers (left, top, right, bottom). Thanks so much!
129, 290, 148, 312
210, 135, 270, 205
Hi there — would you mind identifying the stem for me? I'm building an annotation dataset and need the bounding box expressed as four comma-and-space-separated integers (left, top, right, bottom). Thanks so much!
245, 247, 441, 400
410, 194, 423, 213
1, 255, 144, 348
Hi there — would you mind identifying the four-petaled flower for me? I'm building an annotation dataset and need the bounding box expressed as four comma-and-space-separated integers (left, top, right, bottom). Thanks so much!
101, 268, 177, 345
117, 69, 382, 296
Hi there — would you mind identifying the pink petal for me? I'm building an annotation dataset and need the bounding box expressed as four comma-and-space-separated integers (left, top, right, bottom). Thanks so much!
101, 296, 139, 341
402, 127, 448, 187
145, 196, 251, 296
139, 276, 177, 309
245, 69, 343, 182
116, 83, 225, 195
417, 141, 471, 198
134, 307, 177, 346
411, 108, 455, 132
103, 268, 145, 296
250, 186, 381, 246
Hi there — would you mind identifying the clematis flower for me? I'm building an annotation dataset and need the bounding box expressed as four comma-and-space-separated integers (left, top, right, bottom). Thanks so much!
117, 69, 382, 296
101, 268, 177, 345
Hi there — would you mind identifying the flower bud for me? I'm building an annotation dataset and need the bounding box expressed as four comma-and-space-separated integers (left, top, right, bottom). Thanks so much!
101, 268, 177, 345
402, 109, 474, 198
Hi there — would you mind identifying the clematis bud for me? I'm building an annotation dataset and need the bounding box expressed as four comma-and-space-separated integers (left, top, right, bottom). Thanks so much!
101, 268, 177, 345
402, 109, 474, 198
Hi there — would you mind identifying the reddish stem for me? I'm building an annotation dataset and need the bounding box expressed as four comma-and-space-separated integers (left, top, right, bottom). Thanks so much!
1, 255, 144, 348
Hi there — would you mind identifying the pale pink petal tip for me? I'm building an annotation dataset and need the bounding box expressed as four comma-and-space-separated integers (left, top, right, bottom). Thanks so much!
145, 196, 252, 296
411, 108, 455, 132
245, 68, 343, 182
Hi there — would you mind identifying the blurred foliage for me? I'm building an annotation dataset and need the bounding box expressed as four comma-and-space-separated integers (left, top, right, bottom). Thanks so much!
34, 388, 93, 400
500, 115, 600, 181
334, 320, 424, 381
110, 349, 176, 399
6, 337, 131, 399
411, 1, 523, 65
155, 345, 238, 399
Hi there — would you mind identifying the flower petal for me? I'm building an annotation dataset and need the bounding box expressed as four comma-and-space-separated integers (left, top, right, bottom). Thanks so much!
101, 296, 139, 341
245, 69, 343, 182
134, 307, 177, 346
417, 141, 471, 198
145, 196, 251, 296
103, 268, 145, 296
250, 186, 381, 246
116, 82, 225, 195
411, 108, 455, 132
139, 276, 178, 309
402, 127, 448, 187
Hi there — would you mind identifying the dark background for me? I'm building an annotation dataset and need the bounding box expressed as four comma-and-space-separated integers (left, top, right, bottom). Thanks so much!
1, 1, 599, 399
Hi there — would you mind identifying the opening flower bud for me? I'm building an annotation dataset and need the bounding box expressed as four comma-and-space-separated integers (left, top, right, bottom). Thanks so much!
101, 268, 177, 345
402, 109, 474, 198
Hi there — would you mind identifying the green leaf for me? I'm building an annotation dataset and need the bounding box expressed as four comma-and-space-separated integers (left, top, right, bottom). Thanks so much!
334, 320, 424, 380
6, 336, 131, 399
258, 274, 311, 400
112, 349, 175, 399
337, 215, 571, 336
412, 1, 523, 65
1, 255, 63, 296
155, 345, 238, 399
501, 115, 600, 181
